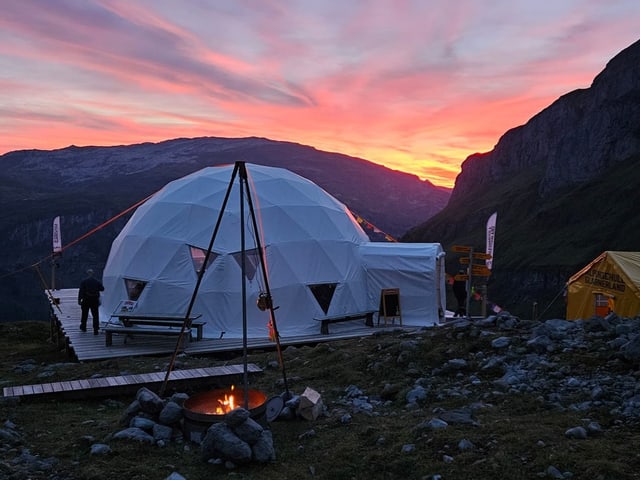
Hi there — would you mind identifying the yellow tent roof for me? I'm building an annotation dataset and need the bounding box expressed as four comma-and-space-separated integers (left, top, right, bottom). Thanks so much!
566, 251, 640, 320
568, 251, 640, 294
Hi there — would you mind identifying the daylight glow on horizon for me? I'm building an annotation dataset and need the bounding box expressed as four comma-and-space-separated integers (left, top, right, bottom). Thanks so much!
1, 1, 639, 188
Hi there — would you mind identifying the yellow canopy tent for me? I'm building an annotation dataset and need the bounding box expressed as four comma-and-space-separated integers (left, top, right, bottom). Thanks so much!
566, 251, 640, 320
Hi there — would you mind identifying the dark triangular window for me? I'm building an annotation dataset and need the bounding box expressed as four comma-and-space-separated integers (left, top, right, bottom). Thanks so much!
232, 248, 261, 281
189, 245, 218, 274
308, 283, 337, 314
124, 278, 146, 301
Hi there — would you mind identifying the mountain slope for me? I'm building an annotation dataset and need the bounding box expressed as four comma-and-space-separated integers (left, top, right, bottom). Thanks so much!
403, 39, 640, 318
0, 138, 449, 320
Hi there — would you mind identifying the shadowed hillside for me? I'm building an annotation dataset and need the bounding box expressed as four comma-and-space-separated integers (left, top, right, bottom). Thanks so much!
403, 39, 640, 319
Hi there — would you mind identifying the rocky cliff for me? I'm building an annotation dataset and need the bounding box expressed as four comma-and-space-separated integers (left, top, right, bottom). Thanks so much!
405, 38, 640, 319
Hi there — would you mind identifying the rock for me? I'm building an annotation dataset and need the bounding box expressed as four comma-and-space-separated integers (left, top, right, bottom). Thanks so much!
165, 472, 186, 480
622, 334, 640, 363
437, 409, 479, 426
153, 423, 173, 442
201, 422, 252, 464
233, 417, 263, 445
112, 427, 155, 444
159, 401, 183, 425
130, 416, 156, 431
458, 439, 475, 451
565, 426, 588, 439
401, 444, 415, 453
136, 387, 165, 415
406, 385, 428, 405
414, 418, 448, 431
90, 443, 111, 455
251, 430, 276, 463
491, 337, 511, 349
225, 408, 250, 427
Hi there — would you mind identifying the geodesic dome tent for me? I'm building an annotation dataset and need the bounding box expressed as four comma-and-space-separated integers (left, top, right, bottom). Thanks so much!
101, 162, 446, 339
102, 163, 373, 338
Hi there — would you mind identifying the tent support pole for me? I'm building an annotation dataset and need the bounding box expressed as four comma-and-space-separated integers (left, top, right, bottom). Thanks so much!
159, 161, 290, 401
159, 163, 241, 398
239, 162, 291, 399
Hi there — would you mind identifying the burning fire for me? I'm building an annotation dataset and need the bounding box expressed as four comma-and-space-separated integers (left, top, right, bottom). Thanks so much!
214, 385, 236, 414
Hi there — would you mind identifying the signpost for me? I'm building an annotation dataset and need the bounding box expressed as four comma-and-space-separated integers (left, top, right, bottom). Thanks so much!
450, 245, 492, 319
471, 265, 491, 276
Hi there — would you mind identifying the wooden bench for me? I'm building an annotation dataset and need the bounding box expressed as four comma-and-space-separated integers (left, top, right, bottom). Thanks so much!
313, 310, 376, 335
110, 314, 206, 341
104, 325, 188, 347
105, 314, 206, 346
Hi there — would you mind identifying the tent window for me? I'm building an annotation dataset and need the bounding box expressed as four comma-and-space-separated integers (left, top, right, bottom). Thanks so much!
308, 283, 337, 314
190, 246, 218, 274
124, 279, 146, 301
232, 249, 261, 281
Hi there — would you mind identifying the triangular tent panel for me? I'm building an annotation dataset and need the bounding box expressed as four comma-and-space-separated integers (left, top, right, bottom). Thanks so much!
102, 163, 445, 338
566, 251, 640, 320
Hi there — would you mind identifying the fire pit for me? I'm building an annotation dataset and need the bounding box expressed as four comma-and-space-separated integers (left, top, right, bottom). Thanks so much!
183, 387, 268, 443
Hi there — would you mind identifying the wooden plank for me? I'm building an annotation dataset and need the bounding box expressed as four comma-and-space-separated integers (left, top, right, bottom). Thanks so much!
46, 287, 393, 363
3, 364, 263, 400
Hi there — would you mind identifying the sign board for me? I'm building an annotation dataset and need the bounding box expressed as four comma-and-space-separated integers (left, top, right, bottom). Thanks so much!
451, 245, 472, 253
472, 252, 492, 260
459, 257, 470, 264
471, 265, 491, 276
454, 274, 469, 281
379, 288, 401, 317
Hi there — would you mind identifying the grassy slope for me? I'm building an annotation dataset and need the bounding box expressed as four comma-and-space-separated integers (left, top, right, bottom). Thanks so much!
2, 321, 640, 479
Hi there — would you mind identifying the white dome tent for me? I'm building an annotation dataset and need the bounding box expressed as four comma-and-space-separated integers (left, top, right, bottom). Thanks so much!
102, 162, 445, 339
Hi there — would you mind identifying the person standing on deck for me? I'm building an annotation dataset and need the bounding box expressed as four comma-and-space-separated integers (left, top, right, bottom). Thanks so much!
78, 269, 104, 335
452, 269, 467, 318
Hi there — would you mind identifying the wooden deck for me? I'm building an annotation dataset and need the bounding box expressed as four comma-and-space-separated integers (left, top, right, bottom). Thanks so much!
47, 288, 396, 362
2, 363, 262, 400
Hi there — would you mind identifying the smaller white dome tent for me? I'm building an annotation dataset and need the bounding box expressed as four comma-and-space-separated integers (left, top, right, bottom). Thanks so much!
102, 162, 445, 338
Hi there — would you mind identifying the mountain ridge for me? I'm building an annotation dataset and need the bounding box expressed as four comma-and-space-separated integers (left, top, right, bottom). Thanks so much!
0, 137, 449, 320
404, 38, 640, 318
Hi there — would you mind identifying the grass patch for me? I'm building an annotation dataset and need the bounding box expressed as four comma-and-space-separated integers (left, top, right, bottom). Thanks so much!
2, 321, 640, 479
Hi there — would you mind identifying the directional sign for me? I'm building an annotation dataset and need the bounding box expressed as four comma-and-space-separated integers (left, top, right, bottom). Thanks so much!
471, 265, 491, 276
454, 274, 469, 281
451, 245, 472, 253
472, 252, 492, 260
459, 257, 470, 264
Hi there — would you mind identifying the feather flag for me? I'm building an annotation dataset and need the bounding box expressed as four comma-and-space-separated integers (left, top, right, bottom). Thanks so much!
52, 216, 62, 254
486, 212, 497, 270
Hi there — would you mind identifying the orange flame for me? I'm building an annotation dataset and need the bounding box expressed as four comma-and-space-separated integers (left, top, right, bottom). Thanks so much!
214, 385, 236, 414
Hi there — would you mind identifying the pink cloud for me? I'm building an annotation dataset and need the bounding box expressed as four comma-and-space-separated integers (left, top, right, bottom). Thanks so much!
1, 0, 639, 188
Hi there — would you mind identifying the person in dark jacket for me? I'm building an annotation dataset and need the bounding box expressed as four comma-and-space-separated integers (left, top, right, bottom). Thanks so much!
452, 269, 467, 318
78, 269, 105, 335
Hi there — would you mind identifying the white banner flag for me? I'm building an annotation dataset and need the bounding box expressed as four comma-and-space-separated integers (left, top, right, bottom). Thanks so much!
486, 212, 497, 270
52, 216, 62, 253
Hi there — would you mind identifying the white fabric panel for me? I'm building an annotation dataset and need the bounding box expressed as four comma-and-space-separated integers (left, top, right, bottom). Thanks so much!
360, 243, 445, 326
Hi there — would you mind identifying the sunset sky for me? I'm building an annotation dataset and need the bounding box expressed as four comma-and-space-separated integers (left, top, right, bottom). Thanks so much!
1, 1, 639, 188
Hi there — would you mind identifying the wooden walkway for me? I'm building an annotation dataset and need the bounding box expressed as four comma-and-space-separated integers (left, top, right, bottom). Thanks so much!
2, 363, 262, 400
47, 288, 397, 362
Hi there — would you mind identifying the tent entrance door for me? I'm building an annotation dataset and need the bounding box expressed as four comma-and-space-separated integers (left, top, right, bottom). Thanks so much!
593, 292, 612, 317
